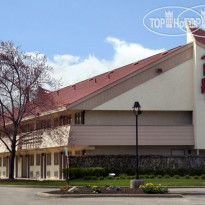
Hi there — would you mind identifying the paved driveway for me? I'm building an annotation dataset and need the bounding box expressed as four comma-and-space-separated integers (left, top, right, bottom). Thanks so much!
0, 187, 205, 205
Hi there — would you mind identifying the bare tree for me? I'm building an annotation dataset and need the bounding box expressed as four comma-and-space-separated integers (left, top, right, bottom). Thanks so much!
0, 41, 58, 179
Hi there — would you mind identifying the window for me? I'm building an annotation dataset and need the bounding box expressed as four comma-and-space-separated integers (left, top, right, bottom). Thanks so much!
171, 149, 185, 156
75, 111, 85, 124
36, 119, 51, 130
54, 118, 59, 127
59, 115, 72, 126
54, 153, 59, 165
47, 153, 51, 165
30, 155, 34, 166
36, 154, 41, 166
3, 157, 7, 167
20, 123, 34, 133
75, 113, 80, 124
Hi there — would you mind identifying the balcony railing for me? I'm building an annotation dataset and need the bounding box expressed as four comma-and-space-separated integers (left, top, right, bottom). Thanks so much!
5, 125, 194, 152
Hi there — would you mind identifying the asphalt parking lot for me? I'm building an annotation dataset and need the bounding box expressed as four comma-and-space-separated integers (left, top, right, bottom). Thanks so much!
0, 187, 205, 205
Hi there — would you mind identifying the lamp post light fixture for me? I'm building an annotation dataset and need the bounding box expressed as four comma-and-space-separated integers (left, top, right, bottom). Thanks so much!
130, 101, 144, 189
132, 101, 141, 179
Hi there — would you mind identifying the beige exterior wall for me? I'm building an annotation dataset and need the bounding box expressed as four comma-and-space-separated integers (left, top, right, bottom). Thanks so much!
85, 111, 192, 126
86, 145, 193, 156
94, 60, 193, 111
71, 125, 194, 146
192, 43, 205, 149
187, 27, 194, 44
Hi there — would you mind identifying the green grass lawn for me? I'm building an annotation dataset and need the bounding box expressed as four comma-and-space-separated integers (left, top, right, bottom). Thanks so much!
0, 178, 205, 186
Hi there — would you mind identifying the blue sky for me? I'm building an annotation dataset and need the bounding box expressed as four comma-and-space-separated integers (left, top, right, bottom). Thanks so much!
0, 0, 204, 86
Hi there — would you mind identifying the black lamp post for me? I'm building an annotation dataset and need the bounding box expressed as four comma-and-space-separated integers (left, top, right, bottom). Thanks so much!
64, 147, 69, 184
132, 101, 141, 179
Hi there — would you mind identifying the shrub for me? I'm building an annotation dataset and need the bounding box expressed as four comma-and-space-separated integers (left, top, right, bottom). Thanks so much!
98, 176, 104, 180
172, 168, 187, 176
83, 176, 97, 180
62, 167, 205, 179
143, 174, 149, 179
194, 175, 199, 179
173, 175, 180, 179
83, 176, 92, 180
119, 176, 126, 179
139, 183, 168, 194
85, 184, 91, 188
106, 176, 114, 180
90, 176, 98, 180
119, 173, 127, 179
63, 167, 107, 179
189, 168, 205, 176
119, 173, 127, 177
127, 176, 132, 180
115, 177, 120, 180
163, 175, 170, 179
184, 175, 190, 179
201, 174, 205, 179
149, 175, 155, 179
91, 186, 101, 194
156, 175, 162, 179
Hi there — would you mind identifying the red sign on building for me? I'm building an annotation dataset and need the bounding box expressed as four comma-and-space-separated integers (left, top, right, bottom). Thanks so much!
201, 55, 205, 93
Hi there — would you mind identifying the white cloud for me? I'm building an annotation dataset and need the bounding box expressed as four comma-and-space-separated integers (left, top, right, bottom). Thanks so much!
49, 37, 165, 87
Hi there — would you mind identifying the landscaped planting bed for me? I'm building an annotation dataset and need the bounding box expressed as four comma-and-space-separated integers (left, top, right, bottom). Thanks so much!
46, 187, 144, 195
44, 183, 168, 195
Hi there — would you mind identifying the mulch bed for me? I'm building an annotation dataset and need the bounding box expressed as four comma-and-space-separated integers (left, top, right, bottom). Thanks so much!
46, 187, 144, 195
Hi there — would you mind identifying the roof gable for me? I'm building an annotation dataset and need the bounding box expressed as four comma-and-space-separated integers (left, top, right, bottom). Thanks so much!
188, 26, 205, 45
94, 59, 193, 111
50, 45, 186, 110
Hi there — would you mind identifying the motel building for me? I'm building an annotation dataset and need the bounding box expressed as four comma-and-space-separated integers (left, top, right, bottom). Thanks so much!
1, 26, 205, 179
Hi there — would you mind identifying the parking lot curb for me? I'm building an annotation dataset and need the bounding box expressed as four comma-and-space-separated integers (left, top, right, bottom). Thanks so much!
36, 192, 183, 198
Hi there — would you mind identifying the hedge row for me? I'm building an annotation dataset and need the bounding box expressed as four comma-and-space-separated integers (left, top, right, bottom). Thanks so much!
62, 167, 205, 179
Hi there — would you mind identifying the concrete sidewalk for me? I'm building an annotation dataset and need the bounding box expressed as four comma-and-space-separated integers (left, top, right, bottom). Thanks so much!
169, 187, 205, 195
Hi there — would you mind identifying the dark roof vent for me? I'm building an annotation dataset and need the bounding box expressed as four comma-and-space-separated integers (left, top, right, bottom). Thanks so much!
162, 52, 168, 55
133, 62, 139, 66
108, 71, 114, 79
89, 78, 97, 83
156, 68, 163, 73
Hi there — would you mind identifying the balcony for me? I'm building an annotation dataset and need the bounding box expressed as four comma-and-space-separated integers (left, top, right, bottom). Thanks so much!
0, 125, 193, 153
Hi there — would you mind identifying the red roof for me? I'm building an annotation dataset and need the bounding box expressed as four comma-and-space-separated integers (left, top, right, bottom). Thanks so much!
48, 45, 185, 110
189, 26, 205, 45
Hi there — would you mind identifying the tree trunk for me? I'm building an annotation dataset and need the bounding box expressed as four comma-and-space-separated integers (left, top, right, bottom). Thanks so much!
9, 138, 16, 179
